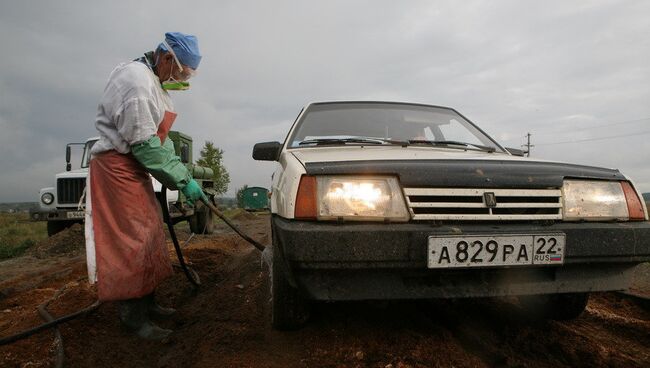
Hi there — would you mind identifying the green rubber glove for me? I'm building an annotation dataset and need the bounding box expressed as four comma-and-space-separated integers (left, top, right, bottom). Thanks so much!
181, 179, 208, 206
131, 135, 191, 190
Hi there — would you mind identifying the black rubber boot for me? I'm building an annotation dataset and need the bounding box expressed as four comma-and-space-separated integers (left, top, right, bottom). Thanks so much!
118, 298, 173, 340
144, 293, 176, 317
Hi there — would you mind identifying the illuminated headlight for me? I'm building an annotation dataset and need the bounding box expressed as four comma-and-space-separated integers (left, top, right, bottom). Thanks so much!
316, 176, 409, 221
562, 180, 629, 221
41, 192, 54, 205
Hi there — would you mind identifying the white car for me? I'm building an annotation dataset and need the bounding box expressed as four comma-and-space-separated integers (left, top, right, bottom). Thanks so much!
253, 101, 650, 330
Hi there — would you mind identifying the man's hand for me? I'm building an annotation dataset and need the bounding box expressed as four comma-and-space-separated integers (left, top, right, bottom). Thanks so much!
181, 179, 208, 206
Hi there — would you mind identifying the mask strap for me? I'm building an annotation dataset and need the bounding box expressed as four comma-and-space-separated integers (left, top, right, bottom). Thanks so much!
162, 40, 185, 74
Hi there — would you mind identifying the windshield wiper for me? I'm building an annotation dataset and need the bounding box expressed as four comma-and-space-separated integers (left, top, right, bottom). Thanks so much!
298, 137, 407, 146
408, 139, 496, 153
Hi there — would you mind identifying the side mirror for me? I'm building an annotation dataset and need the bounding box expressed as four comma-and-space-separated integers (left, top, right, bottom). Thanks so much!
253, 141, 282, 161
66, 146, 72, 171
180, 145, 190, 163
505, 147, 526, 157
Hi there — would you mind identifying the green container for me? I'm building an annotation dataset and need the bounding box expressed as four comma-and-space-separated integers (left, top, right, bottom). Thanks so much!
242, 187, 269, 211
190, 165, 214, 180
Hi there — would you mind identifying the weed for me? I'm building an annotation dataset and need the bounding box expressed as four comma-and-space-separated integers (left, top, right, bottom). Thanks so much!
0, 213, 46, 260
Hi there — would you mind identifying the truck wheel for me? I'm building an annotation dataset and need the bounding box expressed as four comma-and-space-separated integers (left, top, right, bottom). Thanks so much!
47, 220, 75, 237
271, 246, 310, 330
519, 293, 590, 321
189, 202, 214, 234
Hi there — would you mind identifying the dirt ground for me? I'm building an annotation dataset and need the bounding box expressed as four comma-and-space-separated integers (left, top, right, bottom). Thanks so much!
1, 214, 649, 368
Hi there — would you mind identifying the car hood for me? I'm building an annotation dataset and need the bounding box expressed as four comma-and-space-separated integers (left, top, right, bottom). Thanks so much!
290, 146, 625, 189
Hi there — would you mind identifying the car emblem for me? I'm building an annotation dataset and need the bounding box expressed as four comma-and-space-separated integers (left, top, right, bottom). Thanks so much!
484, 192, 497, 208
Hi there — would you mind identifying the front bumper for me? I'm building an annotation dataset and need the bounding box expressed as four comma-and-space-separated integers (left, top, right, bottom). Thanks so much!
29, 208, 85, 222
272, 216, 650, 300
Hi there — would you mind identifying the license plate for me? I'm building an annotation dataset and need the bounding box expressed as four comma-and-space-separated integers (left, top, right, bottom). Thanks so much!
427, 234, 565, 269
66, 211, 85, 219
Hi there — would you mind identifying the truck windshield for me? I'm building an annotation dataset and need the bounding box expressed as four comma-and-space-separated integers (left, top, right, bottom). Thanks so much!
81, 140, 98, 168
287, 102, 504, 153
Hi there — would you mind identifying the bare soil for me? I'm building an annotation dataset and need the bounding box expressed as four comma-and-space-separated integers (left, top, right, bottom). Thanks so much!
1, 215, 649, 368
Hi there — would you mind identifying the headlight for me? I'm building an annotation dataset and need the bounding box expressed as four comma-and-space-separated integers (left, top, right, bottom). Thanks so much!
41, 192, 54, 205
295, 175, 409, 221
562, 180, 629, 221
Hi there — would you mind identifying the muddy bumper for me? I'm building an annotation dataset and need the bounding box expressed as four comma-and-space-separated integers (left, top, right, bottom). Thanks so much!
272, 216, 650, 300
29, 208, 85, 222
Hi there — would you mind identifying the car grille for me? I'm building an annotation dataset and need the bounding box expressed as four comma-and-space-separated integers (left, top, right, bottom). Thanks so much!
404, 188, 562, 221
57, 178, 86, 205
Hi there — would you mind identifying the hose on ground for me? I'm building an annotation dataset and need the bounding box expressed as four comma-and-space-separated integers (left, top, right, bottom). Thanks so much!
0, 299, 100, 346
36, 305, 64, 368
37, 285, 74, 368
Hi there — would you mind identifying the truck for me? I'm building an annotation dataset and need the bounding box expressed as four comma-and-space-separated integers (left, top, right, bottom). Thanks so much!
30, 131, 217, 236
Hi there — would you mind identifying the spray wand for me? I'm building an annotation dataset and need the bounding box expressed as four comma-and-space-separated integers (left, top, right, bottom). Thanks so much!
199, 197, 266, 252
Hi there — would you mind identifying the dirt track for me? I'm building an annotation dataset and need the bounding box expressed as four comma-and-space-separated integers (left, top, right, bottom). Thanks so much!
1, 215, 649, 367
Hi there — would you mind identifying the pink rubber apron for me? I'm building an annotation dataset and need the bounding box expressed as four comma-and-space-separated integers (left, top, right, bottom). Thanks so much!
90, 111, 177, 301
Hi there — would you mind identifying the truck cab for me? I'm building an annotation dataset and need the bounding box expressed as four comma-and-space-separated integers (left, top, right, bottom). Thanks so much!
31, 132, 216, 236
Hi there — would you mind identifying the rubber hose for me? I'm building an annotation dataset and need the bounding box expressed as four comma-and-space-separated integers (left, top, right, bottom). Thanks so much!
37, 304, 64, 368
0, 300, 100, 346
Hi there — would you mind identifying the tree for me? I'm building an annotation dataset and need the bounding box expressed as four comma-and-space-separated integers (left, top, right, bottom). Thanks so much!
236, 185, 249, 208
196, 141, 230, 195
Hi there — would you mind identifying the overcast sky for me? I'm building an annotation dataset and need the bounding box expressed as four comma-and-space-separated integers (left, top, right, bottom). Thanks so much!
1, 0, 649, 202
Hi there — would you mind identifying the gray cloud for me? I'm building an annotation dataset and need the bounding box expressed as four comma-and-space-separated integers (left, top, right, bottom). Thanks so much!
1, 0, 649, 203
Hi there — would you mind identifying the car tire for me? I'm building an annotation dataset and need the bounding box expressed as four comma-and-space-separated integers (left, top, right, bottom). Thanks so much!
46, 220, 75, 237
271, 244, 310, 330
519, 293, 590, 321
189, 202, 214, 234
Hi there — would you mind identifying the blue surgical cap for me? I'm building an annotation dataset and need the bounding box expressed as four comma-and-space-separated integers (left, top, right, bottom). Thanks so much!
158, 32, 202, 69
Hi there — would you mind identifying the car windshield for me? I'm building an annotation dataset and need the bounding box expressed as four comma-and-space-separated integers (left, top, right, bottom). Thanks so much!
287, 102, 504, 153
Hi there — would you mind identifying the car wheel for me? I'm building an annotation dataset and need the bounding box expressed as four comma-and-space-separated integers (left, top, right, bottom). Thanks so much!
519, 293, 590, 321
271, 246, 310, 330
46, 220, 75, 237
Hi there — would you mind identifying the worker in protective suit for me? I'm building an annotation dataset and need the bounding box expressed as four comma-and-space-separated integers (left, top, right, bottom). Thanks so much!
84, 32, 207, 340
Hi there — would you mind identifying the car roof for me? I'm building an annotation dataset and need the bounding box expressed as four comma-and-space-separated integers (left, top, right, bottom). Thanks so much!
305, 100, 458, 111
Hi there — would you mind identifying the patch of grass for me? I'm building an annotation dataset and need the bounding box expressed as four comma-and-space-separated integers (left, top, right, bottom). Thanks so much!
212, 208, 265, 224
0, 213, 47, 260
0, 239, 36, 259
222, 208, 245, 218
